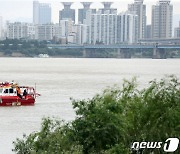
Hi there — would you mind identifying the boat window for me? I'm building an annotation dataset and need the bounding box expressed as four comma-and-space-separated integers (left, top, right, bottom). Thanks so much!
4, 89, 8, 93
0, 89, 3, 93
9, 88, 14, 93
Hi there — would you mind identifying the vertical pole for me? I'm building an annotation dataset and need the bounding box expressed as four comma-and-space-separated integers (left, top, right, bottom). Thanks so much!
153, 48, 157, 59
153, 43, 158, 59
35, 83, 36, 99
117, 48, 121, 58
83, 49, 86, 58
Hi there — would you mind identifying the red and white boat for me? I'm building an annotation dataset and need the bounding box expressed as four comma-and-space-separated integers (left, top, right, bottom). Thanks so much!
0, 81, 40, 106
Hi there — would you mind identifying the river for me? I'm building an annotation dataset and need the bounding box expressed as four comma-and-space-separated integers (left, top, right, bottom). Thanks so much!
0, 58, 180, 153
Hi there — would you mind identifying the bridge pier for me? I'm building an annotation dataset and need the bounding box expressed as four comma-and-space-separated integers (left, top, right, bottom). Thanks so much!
82, 49, 87, 58
117, 49, 131, 58
117, 48, 121, 58
153, 48, 166, 59
158, 49, 167, 59
153, 47, 157, 59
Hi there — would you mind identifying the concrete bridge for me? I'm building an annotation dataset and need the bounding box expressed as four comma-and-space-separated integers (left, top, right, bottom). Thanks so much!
47, 44, 180, 58
139, 38, 180, 44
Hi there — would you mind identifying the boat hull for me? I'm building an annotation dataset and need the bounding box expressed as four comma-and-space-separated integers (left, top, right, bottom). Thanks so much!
0, 95, 35, 106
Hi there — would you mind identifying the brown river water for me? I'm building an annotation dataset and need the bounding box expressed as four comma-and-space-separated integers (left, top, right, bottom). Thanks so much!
0, 58, 180, 153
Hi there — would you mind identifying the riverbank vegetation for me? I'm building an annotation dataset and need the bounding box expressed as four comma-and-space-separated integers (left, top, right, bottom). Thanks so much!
13, 76, 180, 154
0, 39, 180, 58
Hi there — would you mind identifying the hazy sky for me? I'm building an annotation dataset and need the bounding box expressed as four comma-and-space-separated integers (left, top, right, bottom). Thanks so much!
0, 0, 180, 25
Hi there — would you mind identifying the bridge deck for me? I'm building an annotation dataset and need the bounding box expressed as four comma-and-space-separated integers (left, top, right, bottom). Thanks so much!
48, 44, 180, 49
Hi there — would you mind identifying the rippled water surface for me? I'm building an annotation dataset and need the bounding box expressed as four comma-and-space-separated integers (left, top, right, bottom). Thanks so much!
0, 58, 180, 153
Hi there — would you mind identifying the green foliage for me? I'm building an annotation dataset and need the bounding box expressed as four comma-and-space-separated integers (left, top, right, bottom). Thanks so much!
13, 118, 82, 154
0, 39, 49, 57
85, 49, 117, 58
13, 76, 180, 154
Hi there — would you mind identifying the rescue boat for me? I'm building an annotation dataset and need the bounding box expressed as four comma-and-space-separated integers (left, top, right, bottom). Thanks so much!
0, 81, 40, 106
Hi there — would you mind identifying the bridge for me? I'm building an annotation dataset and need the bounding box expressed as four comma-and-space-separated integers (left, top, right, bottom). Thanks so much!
139, 38, 180, 44
48, 44, 180, 49
47, 44, 180, 59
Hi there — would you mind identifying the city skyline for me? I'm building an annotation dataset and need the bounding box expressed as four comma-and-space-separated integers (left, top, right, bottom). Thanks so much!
4, 0, 176, 43
0, 0, 180, 26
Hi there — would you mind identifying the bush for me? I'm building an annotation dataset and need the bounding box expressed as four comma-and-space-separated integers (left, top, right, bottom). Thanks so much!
13, 76, 180, 154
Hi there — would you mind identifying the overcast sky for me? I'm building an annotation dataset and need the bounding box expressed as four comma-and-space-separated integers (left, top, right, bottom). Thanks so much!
0, 0, 180, 25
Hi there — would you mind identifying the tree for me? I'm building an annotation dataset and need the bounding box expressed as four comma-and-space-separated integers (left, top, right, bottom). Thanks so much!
13, 76, 180, 154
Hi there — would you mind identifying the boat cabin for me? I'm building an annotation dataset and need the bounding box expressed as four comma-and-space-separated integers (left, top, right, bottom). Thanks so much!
0, 86, 35, 98
0, 87, 17, 96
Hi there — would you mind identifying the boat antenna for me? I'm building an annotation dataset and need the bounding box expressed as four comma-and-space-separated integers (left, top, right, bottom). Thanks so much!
35, 83, 36, 98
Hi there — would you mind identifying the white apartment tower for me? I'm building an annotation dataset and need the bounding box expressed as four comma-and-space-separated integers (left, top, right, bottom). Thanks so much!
6, 22, 35, 40
59, 19, 73, 38
128, 0, 146, 39
70, 24, 88, 44
33, 1, 51, 25
117, 12, 138, 44
174, 21, 180, 38
0, 16, 3, 39
89, 12, 117, 45
35, 24, 61, 41
152, 0, 173, 38
85, 11, 138, 45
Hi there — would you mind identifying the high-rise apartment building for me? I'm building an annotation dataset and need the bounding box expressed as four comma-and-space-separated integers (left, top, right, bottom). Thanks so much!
128, 0, 146, 39
33, 1, 51, 25
78, 2, 96, 24
174, 21, 180, 38
0, 16, 3, 39
76, 24, 88, 44
88, 11, 117, 45
145, 25, 152, 39
85, 10, 138, 45
59, 2, 75, 22
117, 12, 138, 44
6, 22, 35, 40
59, 19, 73, 38
99, 2, 117, 14
35, 24, 60, 41
152, 0, 173, 38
